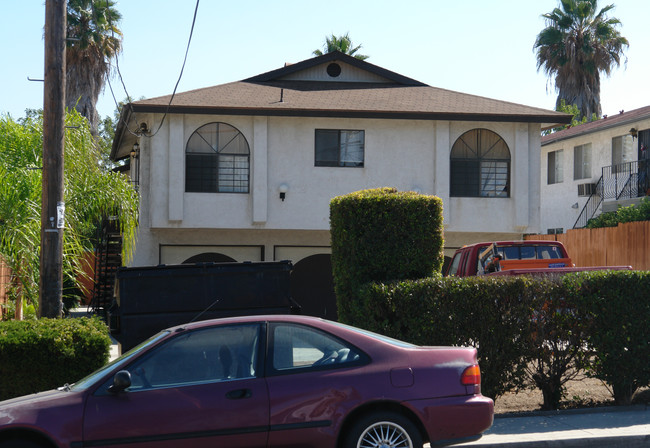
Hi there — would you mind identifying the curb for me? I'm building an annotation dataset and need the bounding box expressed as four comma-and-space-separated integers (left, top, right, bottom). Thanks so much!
463, 434, 650, 448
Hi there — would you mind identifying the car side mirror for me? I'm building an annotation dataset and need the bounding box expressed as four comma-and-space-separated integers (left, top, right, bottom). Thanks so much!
108, 370, 132, 394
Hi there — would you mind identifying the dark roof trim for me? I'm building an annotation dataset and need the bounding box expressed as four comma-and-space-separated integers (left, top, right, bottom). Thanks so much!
542, 105, 650, 145
244, 51, 426, 86
129, 102, 568, 124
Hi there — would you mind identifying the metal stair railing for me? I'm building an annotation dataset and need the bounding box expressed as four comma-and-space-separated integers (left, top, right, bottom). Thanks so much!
573, 176, 603, 229
90, 217, 122, 321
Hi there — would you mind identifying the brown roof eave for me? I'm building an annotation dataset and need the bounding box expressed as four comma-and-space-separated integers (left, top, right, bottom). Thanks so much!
130, 103, 573, 125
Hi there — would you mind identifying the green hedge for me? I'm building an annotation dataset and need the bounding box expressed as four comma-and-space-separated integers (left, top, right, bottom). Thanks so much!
567, 270, 650, 404
586, 197, 650, 228
0, 317, 111, 401
330, 188, 444, 325
356, 271, 650, 408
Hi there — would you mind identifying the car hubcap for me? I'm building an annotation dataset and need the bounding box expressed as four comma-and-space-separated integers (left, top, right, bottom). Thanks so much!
358, 421, 413, 448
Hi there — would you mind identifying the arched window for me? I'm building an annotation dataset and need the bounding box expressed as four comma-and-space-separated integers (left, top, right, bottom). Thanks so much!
185, 122, 250, 193
450, 129, 510, 197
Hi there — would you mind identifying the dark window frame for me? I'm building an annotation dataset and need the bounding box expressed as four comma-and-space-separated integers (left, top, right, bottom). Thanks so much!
547, 149, 564, 185
185, 122, 250, 193
315, 129, 365, 167
450, 128, 511, 198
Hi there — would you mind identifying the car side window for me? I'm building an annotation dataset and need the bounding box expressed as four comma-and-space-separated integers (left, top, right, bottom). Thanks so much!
447, 253, 461, 276
270, 323, 363, 372
126, 324, 260, 391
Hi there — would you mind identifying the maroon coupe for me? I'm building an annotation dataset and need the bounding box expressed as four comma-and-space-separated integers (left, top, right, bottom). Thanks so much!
0, 315, 493, 448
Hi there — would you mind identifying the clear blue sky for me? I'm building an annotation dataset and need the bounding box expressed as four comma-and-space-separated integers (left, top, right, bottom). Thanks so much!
1, 0, 647, 121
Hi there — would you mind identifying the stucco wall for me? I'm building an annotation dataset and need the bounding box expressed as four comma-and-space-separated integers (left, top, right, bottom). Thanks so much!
540, 117, 650, 232
129, 113, 543, 266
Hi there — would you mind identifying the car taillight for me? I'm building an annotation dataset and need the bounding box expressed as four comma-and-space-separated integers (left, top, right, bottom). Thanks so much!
461, 365, 481, 386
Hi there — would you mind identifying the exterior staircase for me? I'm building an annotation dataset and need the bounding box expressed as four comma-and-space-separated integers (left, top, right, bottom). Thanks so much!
90, 217, 122, 320
574, 160, 649, 228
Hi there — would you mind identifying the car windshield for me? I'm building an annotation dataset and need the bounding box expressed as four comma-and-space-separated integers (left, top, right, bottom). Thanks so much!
69, 331, 170, 391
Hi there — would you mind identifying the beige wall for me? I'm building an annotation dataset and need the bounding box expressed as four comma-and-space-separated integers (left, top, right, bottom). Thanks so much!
129, 113, 544, 267
540, 116, 650, 232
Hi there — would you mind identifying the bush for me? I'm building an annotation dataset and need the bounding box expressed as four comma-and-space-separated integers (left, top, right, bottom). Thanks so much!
0, 317, 111, 401
525, 276, 589, 410
356, 272, 650, 408
567, 270, 650, 405
330, 188, 444, 325
586, 197, 650, 228
358, 275, 536, 401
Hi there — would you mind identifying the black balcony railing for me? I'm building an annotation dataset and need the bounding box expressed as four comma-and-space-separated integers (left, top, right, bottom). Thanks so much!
573, 160, 649, 229
602, 160, 650, 200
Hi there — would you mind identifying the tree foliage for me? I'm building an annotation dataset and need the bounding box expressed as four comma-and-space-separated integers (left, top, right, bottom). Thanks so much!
313, 33, 369, 60
66, 0, 123, 133
534, 0, 628, 121
544, 99, 598, 135
0, 111, 138, 315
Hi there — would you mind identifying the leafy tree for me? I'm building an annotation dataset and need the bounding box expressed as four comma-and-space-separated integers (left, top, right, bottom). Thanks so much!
313, 33, 369, 60
534, 0, 628, 121
0, 111, 138, 319
544, 100, 598, 135
66, 0, 122, 133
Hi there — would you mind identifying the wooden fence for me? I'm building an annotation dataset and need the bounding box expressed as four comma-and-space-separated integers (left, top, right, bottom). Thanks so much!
525, 220, 650, 271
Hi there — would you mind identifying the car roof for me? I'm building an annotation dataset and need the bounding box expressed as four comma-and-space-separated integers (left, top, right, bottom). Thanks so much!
462, 240, 563, 249
165, 314, 330, 333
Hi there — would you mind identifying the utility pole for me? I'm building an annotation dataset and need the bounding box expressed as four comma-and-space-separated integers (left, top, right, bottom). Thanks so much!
40, 0, 66, 318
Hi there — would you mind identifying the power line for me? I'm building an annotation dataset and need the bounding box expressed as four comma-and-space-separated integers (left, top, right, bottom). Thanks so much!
106, 0, 201, 138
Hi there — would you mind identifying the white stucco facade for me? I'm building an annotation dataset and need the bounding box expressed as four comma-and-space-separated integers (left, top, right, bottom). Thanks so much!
126, 112, 545, 265
112, 52, 570, 275
540, 108, 650, 232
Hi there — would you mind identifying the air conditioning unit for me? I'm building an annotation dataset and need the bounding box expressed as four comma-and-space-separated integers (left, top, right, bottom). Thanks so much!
577, 183, 597, 196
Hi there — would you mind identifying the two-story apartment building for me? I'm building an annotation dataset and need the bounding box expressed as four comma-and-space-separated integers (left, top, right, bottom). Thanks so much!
541, 106, 650, 233
111, 51, 569, 318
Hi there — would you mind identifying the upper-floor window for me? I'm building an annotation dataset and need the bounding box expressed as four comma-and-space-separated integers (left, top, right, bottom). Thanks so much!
611, 135, 634, 173
573, 143, 591, 180
185, 122, 250, 193
450, 128, 510, 197
315, 129, 364, 167
547, 149, 564, 184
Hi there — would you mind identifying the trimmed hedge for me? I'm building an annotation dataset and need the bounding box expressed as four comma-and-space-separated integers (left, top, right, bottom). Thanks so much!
356, 271, 650, 408
330, 188, 444, 325
586, 198, 650, 228
0, 317, 111, 401
567, 270, 650, 404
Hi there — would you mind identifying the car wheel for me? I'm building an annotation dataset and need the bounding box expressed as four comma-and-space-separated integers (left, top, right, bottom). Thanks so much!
343, 411, 423, 448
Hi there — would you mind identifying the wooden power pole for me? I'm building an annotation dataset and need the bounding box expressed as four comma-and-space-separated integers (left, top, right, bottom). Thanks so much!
40, 0, 66, 318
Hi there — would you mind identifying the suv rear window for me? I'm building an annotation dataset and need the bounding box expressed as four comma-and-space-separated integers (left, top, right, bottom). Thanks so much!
499, 245, 563, 260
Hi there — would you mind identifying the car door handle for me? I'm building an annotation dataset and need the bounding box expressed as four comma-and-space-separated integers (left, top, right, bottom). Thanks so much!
226, 388, 252, 399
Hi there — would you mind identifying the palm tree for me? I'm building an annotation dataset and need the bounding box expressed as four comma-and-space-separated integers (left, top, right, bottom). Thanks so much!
66, 0, 122, 133
534, 0, 628, 121
313, 33, 369, 60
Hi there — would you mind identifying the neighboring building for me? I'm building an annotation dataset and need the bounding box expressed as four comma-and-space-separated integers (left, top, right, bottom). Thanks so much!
111, 51, 569, 318
541, 106, 650, 233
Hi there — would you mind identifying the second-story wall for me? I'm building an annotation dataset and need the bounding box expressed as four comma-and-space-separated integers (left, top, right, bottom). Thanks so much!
541, 112, 650, 232
135, 112, 543, 242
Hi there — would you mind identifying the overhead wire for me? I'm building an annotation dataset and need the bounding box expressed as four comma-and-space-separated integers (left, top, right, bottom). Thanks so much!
105, 0, 201, 138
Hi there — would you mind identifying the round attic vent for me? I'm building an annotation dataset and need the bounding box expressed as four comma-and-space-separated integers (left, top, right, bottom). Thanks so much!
326, 63, 342, 78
